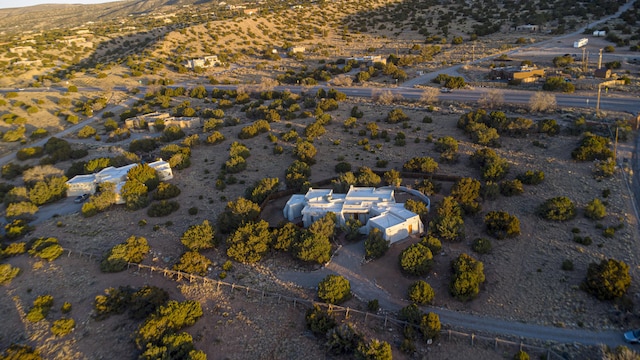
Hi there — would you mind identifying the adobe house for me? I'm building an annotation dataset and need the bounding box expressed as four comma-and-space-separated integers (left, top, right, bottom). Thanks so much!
283, 186, 426, 244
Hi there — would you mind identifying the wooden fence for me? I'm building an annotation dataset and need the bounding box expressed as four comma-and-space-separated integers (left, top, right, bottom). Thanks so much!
64, 248, 565, 359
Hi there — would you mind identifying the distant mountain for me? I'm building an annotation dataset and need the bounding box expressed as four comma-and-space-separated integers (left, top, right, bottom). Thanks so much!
0, 0, 215, 34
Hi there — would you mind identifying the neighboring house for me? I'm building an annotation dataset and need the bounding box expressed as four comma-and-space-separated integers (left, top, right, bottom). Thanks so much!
594, 68, 611, 79
283, 186, 426, 244
489, 66, 544, 82
186, 55, 221, 69
288, 46, 305, 54
66, 174, 97, 197
515, 24, 539, 32
65, 160, 173, 198
346, 55, 387, 66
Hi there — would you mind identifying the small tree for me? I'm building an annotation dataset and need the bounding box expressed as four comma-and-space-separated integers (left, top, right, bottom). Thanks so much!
364, 228, 390, 260
172, 251, 212, 276
318, 275, 351, 304
584, 258, 630, 300
101, 236, 150, 272
584, 198, 606, 220
295, 231, 331, 264
399, 243, 433, 276
408, 280, 435, 304
429, 196, 464, 242
538, 196, 576, 221
450, 253, 485, 301
226, 220, 272, 264
217, 197, 261, 233
305, 304, 336, 336
451, 177, 481, 214
356, 339, 392, 360
180, 220, 215, 251
484, 211, 520, 239
420, 312, 441, 340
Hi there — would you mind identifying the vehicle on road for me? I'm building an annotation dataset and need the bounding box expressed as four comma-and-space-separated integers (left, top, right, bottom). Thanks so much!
440, 87, 451, 93
74, 194, 90, 203
624, 329, 640, 343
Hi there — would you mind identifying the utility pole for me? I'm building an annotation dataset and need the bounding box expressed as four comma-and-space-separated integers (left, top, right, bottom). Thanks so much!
596, 83, 602, 115
598, 48, 603, 69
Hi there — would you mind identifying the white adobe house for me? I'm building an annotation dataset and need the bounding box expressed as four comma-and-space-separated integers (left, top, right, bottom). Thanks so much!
65, 160, 173, 199
283, 186, 425, 244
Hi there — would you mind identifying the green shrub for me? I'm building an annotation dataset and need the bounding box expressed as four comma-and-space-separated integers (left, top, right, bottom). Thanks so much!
305, 304, 337, 336
121, 179, 149, 211
514, 350, 530, 360
172, 251, 212, 276
571, 133, 613, 161
181, 220, 215, 251
0, 263, 21, 285
2, 242, 26, 257
472, 238, 492, 254
367, 299, 379, 312
408, 280, 435, 304
26, 295, 54, 322
16, 146, 43, 161
147, 200, 179, 217
61, 301, 72, 313
326, 323, 363, 355
399, 243, 433, 276
153, 182, 181, 200
28, 237, 63, 261
245, 177, 280, 204
420, 312, 441, 340
318, 274, 351, 304
450, 253, 485, 301
100, 236, 150, 272
4, 219, 32, 239
134, 300, 203, 350
403, 156, 439, 174
420, 235, 442, 254
517, 170, 545, 185
584, 259, 630, 300
451, 177, 482, 214
500, 179, 524, 196
335, 161, 352, 173
429, 196, 464, 242
538, 196, 576, 221
484, 211, 520, 239
0, 344, 41, 359
356, 339, 392, 360
77, 125, 96, 139
51, 318, 75, 337
226, 220, 272, 264
584, 198, 606, 220
562, 259, 574, 271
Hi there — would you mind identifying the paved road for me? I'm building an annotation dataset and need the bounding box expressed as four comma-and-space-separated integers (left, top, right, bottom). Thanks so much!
277, 241, 629, 348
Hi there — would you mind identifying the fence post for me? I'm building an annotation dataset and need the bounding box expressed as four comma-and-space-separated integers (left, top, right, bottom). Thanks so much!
217, 281, 220, 291
471, 334, 474, 346
448, 330, 451, 341
384, 314, 388, 327
364, 312, 368, 325
495, 338, 498, 351
246, 287, 249, 297
231, 284, 235, 293
293, 299, 297, 308
261, 290, 264, 301
346, 308, 350, 319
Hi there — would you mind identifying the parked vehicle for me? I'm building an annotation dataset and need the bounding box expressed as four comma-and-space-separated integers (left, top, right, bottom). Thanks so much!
624, 329, 640, 343
74, 194, 90, 203
440, 87, 451, 93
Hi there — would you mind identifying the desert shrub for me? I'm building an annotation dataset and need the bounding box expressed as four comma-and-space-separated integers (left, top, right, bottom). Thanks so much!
584, 198, 606, 220
593, 158, 616, 178
450, 253, 485, 301
429, 196, 465, 242
147, 200, 179, 217
335, 161, 352, 173
217, 197, 261, 233
1, 242, 26, 257
451, 177, 481, 214
562, 259, 574, 271
517, 170, 545, 185
100, 236, 150, 272
128, 163, 159, 191
245, 177, 280, 204
584, 259, 630, 300
178, 220, 214, 251
5, 219, 33, 240
484, 211, 520, 239
226, 220, 272, 264
326, 323, 363, 355
318, 274, 351, 304
172, 251, 212, 276
153, 182, 181, 200
571, 133, 613, 161
61, 301, 72, 313
500, 179, 524, 196
28, 237, 63, 261
273, 222, 300, 251
26, 295, 54, 323
51, 318, 75, 337
355, 339, 392, 360
404, 198, 429, 223
403, 156, 439, 174
413, 178, 440, 196
16, 146, 44, 161
542, 76, 575, 92
399, 243, 433, 276
294, 231, 332, 264
419, 235, 441, 254
364, 228, 389, 260
28, 176, 68, 206
77, 125, 96, 139
398, 303, 423, 325
0, 263, 21, 285
6, 201, 39, 220
134, 300, 203, 350
538, 119, 560, 135
408, 280, 435, 304
285, 160, 311, 191
538, 196, 576, 221
121, 179, 149, 211
420, 311, 441, 340
514, 350, 530, 360
305, 304, 336, 336
472, 237, 492, 254
206, 131, 225, 144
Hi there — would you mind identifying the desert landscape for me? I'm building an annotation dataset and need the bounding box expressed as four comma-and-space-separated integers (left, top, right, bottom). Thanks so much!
0, 0, 640, 359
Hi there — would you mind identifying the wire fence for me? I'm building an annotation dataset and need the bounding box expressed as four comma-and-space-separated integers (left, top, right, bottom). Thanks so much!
63, 248, 565, 359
